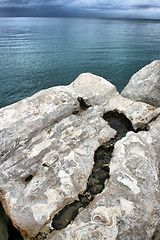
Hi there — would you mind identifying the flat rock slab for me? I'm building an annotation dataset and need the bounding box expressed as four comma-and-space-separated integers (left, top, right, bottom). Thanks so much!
0, 73, 160, 240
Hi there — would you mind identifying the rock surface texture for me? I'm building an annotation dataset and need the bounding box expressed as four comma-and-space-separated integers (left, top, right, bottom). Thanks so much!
0, 72, 160, 240
121, 60, 160, 107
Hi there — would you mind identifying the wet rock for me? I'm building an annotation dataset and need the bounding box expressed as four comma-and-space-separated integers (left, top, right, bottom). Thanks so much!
0, 72, 160, 240
121, 60, 160, 107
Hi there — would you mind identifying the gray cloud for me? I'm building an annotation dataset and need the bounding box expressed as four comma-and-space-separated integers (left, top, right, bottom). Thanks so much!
0, 0, 160, 18
0, 0, 75, 7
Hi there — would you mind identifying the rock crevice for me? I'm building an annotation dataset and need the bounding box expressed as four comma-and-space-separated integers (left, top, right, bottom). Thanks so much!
0, 71, 160, 240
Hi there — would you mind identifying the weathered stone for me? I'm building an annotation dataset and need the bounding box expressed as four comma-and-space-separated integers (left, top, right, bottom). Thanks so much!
121, 60, 160, 107
50, 116, 160, 240
0, 72, 160, 240
70, 73, 118, 106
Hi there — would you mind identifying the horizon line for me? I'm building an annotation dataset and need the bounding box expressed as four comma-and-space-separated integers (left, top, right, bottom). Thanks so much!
0, 16, 160, 21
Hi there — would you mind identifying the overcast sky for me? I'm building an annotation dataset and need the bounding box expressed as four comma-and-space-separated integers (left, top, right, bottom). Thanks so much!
0, 0, 160, 19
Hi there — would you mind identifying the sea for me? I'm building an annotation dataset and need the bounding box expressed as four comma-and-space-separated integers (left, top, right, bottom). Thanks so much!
0, 17, 160, 108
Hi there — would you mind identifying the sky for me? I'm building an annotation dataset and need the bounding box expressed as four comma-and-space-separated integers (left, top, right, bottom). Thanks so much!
0, 0, 160, 19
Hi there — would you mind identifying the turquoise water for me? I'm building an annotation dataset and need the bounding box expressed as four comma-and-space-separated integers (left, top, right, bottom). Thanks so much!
0, 17, 160, 108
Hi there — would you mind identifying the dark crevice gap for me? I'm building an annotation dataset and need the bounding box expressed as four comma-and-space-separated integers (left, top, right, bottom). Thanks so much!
72, 97, 91, 115
103, 111, 135, 136
77, 97, 91, 110
49, 111, 136, 233
8, 221, 23, 240
0, 203, 23, 240
51, 201, 83, 230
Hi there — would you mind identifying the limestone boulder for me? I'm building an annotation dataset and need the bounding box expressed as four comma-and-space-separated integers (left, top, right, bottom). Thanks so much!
51, 115, 160, 240
121, 60, 160, 107
0, 73, 160, 240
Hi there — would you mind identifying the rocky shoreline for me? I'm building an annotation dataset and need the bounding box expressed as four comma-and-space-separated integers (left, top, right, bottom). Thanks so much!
0, 61, 160, 240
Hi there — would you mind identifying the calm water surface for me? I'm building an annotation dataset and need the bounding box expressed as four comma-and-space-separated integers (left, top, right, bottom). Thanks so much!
0, 17, 160, 108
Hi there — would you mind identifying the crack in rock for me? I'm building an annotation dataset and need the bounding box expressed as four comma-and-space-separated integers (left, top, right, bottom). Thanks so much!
35, 111, 137, 239
77, 97, 91, 111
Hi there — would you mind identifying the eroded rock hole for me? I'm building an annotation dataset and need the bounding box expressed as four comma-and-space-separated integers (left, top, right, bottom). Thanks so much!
25, 174, 33, 182
77, 97, 91, 110
51, 111, 134, 231
72, 110, 79, 115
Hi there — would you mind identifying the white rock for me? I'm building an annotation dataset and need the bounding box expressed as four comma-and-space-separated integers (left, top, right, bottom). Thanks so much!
70, 73, 119, 106
0, 72, 160, 240
51, 116, 160, 240
121, 60, 160, 107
